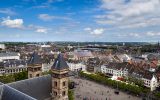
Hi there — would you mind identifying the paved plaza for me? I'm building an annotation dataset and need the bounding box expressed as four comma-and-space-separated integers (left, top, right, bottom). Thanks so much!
70, 77, 141, 100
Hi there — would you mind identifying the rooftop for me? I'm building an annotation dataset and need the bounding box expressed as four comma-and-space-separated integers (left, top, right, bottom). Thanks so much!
0, 75, 52, 100
51, 53, 69, 70
28, 52, 42, 65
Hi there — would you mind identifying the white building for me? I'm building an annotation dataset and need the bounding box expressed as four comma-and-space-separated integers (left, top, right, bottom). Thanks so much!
101, 62, 159, 91
0, 69, 5, 75
0, 44, 5, 50
4, 66, 27, 75
42, 63, 53, 72
101, 63, 128, 79
0, 52, 20, 62
0, 60, 27, 75
72, 50, 94, 61
40, 45, 51, 48
142, 75, 158, 91
67, 62, 86, 72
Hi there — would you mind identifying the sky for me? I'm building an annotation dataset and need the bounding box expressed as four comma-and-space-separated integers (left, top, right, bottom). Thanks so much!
0, 0, 160, 42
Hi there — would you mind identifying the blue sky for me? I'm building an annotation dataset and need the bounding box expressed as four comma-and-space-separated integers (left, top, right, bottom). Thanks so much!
0, 0, 160, 42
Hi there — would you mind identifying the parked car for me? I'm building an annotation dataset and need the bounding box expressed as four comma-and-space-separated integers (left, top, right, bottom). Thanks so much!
114, 90, 119, 95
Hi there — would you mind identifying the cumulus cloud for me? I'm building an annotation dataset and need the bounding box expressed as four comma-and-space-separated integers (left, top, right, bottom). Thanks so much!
38, 14, 54, 21
48, 0, 64, 3
1, 16, 24, 29
84, 27, 105, 35
90, 28, 105, 35
96, 0, 160, 29
38, 14, 71, 21
101, 0, 159, 17
117, 31, 160, 39
84, 27, 91, 31
0, 8, 16, 15
28, 24, 49, 33
35, 28, 48, 33
146, 32, 160, 36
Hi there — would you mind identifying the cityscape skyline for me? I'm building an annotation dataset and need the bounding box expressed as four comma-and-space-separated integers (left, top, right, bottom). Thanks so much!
0, 0, 160, 42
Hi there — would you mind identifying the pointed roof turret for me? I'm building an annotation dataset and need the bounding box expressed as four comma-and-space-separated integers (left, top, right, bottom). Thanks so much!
51, 53, 68, 70
28, 52, 42, 65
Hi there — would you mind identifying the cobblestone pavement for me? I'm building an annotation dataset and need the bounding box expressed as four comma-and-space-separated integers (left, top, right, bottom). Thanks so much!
70, 77, 141, 100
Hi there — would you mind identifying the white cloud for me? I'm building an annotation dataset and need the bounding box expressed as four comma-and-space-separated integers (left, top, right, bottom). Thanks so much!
146, 32, 160, 36
84, 27, 91, 31
0, 8, 16, 15
96, 0, 160, 29
90, 28, 105, 35
35, 28, 48, 33
84, 27, 105, 35
38, 14, 71, 21
117, 33, 140, 38
1, 16, 24, 29
129, 33, 140, 37
48, 0, 64, 3
101, 0, 159, 17
38, 14, 54, 21
117, 31, 160, 39
28, 24, 49, 33
31, 5, 49, 9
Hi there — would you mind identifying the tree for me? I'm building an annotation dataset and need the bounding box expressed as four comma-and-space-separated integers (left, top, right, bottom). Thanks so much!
14, 71, 28, 81
0, 74, 15, 83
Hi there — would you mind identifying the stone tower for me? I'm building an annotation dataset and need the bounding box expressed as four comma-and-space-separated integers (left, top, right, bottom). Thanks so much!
28, 52, 42, 78
51, 53, 69, 100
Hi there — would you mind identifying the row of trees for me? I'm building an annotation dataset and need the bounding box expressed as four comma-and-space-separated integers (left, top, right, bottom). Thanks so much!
125, 76, 144, 87
0, 71, 28, 83
79, 71, 149, 96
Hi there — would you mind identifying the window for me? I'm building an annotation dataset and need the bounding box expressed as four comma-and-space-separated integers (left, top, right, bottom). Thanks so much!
54, 91, 57, 96
63, 81, 66, 86
36, 74, 39, 76
62, 91, 66, 96
54, 81, 57, 87
30, 74, 32, 78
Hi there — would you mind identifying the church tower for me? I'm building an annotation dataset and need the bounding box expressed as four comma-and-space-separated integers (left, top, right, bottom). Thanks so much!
28, 52, 42, 78
51, 53, 69, 100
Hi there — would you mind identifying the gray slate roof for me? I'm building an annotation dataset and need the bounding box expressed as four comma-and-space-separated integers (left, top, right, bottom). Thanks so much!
0, 59, 27, 68
51, 53, 69, 70
0, 75, 52, 100
28, 52, 42, 65
7, 75, 52, 100
0, 52, 19, 57
1, 85, 36, 100
0, 84, 36, 100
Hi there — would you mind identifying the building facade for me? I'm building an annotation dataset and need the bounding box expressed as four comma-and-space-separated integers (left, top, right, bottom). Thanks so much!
0, 52, 20, 62
51, 53, 69, 100
67, 62, 86, 72
28, 52, 42, 78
